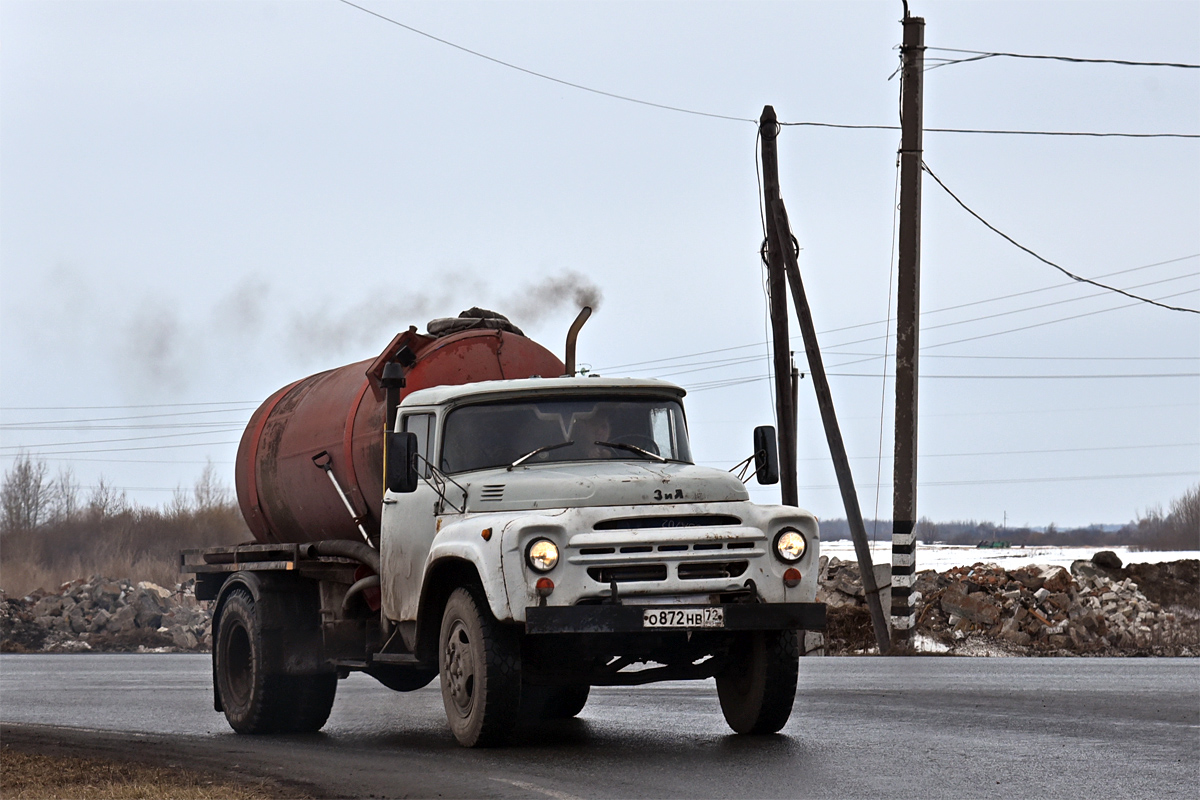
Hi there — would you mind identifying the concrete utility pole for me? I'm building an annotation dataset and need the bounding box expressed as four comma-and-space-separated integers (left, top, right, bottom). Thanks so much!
891, 11, 925, 645
759, 106, 798, 507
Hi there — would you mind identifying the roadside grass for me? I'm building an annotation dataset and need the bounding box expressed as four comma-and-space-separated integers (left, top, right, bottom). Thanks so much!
0, 504, 248, 598
0, 747, 301, 800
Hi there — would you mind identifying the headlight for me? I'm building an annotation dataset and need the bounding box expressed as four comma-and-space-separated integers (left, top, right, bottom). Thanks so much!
774, 529, 806, 563
526, 539, 560, 572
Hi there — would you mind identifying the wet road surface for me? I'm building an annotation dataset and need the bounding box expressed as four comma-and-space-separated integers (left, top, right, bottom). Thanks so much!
2, 654, 1197, 798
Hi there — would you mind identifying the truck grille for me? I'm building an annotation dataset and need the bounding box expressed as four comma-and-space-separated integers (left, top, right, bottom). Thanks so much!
587, 565, 669, 583
593, 515, 742, 530
677, 560, 749, 580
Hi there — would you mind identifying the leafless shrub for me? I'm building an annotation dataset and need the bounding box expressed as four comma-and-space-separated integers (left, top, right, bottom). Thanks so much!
1, 451, 50, 533
0, 458, 249, 597
47, 466, 82, 523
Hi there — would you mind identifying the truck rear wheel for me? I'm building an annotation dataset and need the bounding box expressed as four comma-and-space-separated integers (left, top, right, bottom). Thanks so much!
215, 588, 337, 734
715, 630, 799, 735
439, 587, 521, 747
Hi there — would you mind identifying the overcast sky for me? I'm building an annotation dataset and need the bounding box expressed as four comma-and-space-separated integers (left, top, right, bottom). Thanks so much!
2, 0, 1197, 530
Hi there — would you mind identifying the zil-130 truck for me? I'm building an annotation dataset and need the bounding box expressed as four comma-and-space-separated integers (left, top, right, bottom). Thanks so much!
182, 309, 825, 746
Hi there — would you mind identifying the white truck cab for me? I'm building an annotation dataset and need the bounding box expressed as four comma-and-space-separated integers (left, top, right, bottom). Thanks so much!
380, 376, 825, 745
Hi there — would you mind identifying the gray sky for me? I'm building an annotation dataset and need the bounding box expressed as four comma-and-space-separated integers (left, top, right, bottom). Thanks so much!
2, 0, 1197, 529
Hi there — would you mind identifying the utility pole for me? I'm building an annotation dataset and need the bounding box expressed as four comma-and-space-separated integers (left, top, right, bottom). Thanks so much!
759, 106, 798, 507
771, 198, 892, 654
891, 11, 925, 646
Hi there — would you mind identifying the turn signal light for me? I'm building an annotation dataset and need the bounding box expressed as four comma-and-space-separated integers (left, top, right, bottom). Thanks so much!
536, 577, 555, 596
783, 568, 802, 588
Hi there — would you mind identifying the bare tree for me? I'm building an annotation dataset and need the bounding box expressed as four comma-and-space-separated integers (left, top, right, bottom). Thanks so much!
193, 460, 230, 511
167, 484, 191, 517
86, 476, 127, 520
1167, 483, 1200, 549
1, 451, 50, 533
48, 465, 82, 522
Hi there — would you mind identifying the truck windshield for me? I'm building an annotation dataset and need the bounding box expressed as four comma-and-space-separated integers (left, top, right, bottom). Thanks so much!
440, 397, 693, 475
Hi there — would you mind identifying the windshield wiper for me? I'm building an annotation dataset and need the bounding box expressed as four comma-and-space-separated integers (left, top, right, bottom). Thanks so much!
595, 441, 668, 463
508, 441, 574, 471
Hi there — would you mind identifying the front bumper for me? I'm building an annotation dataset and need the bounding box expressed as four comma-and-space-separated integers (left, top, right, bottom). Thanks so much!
524, 601, 826, 634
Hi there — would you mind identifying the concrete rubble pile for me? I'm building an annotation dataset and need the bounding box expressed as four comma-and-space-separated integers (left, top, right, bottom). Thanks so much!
0, 577, 210, 653
3, 553, 1196, 656
818, 551, 1199, 656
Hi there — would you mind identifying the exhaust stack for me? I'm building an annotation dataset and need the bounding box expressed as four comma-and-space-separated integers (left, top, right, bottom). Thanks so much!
563, 306, 592, 377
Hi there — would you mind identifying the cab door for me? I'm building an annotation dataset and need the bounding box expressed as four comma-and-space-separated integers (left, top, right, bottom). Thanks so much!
380, 410, 440, 622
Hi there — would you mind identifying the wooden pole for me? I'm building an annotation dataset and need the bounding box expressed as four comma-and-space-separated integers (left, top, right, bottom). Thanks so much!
892, 13, 925, 645
759, 106, 798, 506
771, 198, 892, 655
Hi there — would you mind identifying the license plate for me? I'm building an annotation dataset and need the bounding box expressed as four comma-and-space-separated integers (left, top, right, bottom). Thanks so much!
642, 607, 724, 629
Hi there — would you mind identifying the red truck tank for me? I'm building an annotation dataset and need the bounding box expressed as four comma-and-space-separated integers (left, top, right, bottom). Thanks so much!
235, 323, 565, 545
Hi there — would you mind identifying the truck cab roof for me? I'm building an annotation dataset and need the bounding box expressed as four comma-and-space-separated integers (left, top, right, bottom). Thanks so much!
398, 376, 687, 408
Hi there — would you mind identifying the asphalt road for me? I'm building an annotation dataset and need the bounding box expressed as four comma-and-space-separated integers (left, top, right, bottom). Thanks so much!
2, 654, 1197, 799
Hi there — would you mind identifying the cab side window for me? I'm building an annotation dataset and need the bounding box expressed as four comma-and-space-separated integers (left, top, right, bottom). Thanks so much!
402, 413, 435, 478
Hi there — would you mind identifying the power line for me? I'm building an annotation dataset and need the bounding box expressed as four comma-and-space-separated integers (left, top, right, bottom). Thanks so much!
1, 441, 242, 457
27, 457, 237, 465
2, 423, 248, 432
597, 254, 1199, 373
0, 430, 244, 450
909, 254, 1199, 316
620, 275, 1198, 380
338, 0, 752, 123
0, 401, 256, 411
0, 407, 257, 424
789, 470, 1198, 491
692, 440, 1199, 465
338, 1, 1198, 139
922, 161, 1200, 314
829, 372, 1199, 380
924, 287, 1199, 351
925, 46, 1200, 70
779, 121, 1198, 139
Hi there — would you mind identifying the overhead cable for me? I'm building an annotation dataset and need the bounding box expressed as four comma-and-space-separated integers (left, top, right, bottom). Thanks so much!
925, 46, 1200, 70
338, 0, 752, 123
778, 121, 1198, 139
596, 254, 1199, 373
922, 162, 1200, 314
337, 2, 1197, 139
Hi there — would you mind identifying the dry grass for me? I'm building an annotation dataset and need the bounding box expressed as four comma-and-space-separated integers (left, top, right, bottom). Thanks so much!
0, 747, 300, 800
0, 505, 249, 597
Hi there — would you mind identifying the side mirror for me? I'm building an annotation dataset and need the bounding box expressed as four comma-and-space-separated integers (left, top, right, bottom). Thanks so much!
753, 426, 779, 485
385, 431, 420, 494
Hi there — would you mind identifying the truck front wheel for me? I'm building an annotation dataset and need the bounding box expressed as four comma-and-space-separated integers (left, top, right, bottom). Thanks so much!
439, 587, 522, 747
715, 629, 799, 735
215, 589, 337, 734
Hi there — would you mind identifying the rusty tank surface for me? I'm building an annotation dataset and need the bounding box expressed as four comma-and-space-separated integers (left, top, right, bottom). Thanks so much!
235, 322, 565, 545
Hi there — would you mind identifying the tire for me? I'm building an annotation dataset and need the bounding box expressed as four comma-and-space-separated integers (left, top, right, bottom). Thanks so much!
715, 630, 799, 735
214, 588, 337, 734
522, 684, 590, 720
439, 586, 522, 747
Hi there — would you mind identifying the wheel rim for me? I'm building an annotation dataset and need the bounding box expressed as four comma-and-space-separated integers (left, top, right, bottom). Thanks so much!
223, 622, 253, 706
443, 619, 477, 719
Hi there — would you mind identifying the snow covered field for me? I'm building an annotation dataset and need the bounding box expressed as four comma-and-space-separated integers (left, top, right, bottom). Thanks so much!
819, 541, 1197, 572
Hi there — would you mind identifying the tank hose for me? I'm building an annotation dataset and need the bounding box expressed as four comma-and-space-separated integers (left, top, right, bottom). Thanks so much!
301, 540, 380, 573
341, 574, 381, 616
